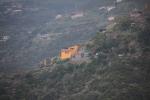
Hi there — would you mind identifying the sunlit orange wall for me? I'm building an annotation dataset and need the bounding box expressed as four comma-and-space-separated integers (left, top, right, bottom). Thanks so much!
60, 45, 80, 60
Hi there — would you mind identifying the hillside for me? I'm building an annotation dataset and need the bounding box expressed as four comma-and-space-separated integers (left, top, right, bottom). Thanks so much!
0, 10, 150, 100
1, 0, 149, 71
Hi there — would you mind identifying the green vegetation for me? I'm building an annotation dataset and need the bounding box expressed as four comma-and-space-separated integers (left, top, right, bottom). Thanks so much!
0, 12, 150, 100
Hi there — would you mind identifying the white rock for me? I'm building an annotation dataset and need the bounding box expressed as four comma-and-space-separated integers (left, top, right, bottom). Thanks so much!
71, 12, 84, 19
116, 0, 123, 3
13, 9, 22, 13
96, 53, 99, 56
118, 54, 123, 57
0, 36, 10, 42
55, 14, 62, 20
99, 6, 115, 12
106, 6, 116, 12
99, 6, 106, 10
35, 33, 62, 41
108, 16, 115, 21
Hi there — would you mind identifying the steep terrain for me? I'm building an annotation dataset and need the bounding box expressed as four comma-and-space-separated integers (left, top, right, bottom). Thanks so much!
0, 0, 149, 71
0, 10, 150, 100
